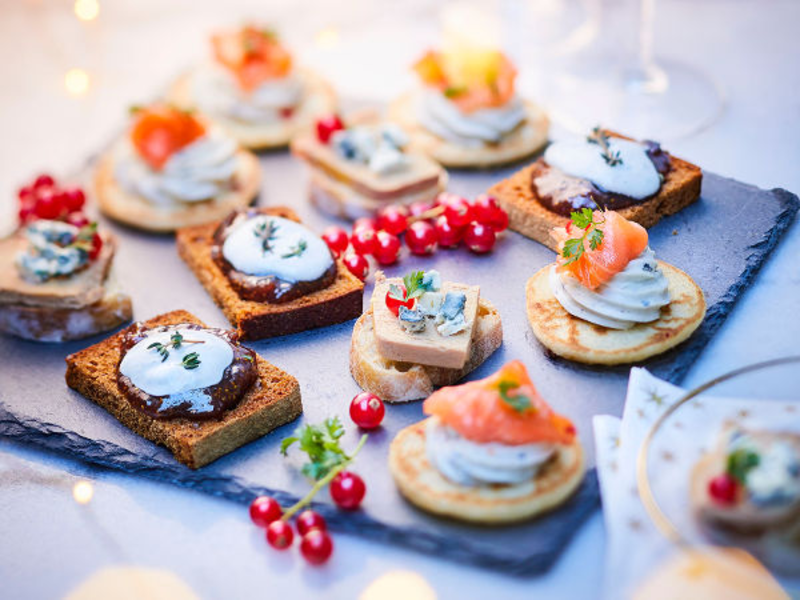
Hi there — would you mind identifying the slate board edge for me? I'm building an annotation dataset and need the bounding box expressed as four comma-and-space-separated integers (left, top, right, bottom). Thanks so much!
661, 184, 799, 383
0, 407, 600, 576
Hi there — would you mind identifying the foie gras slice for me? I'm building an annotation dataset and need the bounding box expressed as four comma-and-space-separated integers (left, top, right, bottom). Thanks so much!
371, 275, 479, 370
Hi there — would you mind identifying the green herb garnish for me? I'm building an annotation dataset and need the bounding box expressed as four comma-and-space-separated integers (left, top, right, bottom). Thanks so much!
402, 270, 427, 301
587, 126, 623, 167
181, 352, 201, 370
281, 239, 307, 259
253, 219, 279, 254
727, 448, 760, 484
561, 208, 605, 267
147, 330, 205, 363
498, 380, 534, 413
444, 86, 467, 98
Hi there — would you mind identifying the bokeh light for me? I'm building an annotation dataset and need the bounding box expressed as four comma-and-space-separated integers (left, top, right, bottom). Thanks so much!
64, 68, 90, 96
74, 0, 99, 22
72, 480, 94, 504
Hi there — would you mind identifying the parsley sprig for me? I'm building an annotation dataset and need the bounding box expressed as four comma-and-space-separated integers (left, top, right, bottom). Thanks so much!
561, 208, 606, 267
497, 380, 534, 413
726, 448, 760, 484
280, 418, 368, 520
587, 127, 623, 167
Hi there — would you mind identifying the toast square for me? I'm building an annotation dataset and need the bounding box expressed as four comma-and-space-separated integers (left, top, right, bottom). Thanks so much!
176, 207, 364, 340
488, 132, 702, 251
65, 309, 302, 469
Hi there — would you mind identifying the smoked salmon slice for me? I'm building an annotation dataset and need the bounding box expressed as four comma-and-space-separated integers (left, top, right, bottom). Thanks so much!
212, 26, 292, 92
553, 210, 649, 291
423, 360, 576, 446
130, 105, 206, 170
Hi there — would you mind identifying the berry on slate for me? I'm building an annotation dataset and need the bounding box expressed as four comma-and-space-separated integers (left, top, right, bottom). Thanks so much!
300, 529, 334, 565
376, 205, 409, 236
343, 252, 369, 281
350, 227, 377, 256
329, 471, 366, 510
350, 392, 385, 430
322, 226, 349, 256
464, 222, 496, 254
296, 510, 327, 536
249, 496, 283, 527
405, 220, 438, 255
316, 115, 345, 144
435, 215, 464, 248
266, 520, 294, 550
373, 230, 401, 265
473, 194, 508, 232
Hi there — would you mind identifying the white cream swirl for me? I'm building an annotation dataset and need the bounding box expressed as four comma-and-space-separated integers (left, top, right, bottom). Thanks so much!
114, 129, 239, 206
544, 137, 661, 199
549, 247, 671, 330
416, 90, 526, 147
425, 418, 554, 487
191, 63, 303, 124
119, 326, 234, 397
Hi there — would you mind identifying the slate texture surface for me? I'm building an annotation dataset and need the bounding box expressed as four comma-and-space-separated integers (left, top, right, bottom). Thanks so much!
0, 150, 797, 574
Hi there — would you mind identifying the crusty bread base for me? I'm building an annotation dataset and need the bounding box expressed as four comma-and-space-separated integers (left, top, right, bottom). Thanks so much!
176, 207, 364, 340
526, 262, 706, 365
94, 146, 262, 233
0, 273, 132, 342
389, 418, 585, 524
65, 310, 302, 469
168, 67, 337, 150
387, 93, 549, 169
349, 299, 503, 403
307, 169, 447, 220
488, 144, 703, 251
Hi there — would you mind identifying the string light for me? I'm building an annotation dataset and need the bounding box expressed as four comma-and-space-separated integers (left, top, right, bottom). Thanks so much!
72, 480, 94, 504
74, 0, 100, 22
65, 68, 90, 96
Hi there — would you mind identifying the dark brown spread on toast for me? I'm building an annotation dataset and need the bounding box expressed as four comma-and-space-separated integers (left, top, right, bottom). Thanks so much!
117, 322, 257, 421
210, 209, 337, 303
532, 141, 671, 216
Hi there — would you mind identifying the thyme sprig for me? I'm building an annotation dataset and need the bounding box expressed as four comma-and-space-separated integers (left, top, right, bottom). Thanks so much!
147, 330, 205, 363
281, 239, 307, 259
253, 219, 280, 253
561, 208, 606, 266
587, 127, 623, 167
181, 352, 201, 370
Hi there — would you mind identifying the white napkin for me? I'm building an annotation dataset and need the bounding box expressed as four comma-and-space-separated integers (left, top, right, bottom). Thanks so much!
594, 368, 800, 598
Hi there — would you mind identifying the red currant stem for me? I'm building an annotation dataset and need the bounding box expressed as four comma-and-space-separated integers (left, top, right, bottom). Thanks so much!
281, 434, 368, 521
407, 205, 445, 224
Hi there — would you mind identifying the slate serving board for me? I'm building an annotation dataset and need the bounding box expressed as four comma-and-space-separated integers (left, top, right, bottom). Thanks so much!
0, 149, 797, 575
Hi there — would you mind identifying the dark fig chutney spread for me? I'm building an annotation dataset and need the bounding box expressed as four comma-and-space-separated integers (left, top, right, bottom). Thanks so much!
532, 141, 671, 217
210, 209, 337, 303
117, 322, 257, 421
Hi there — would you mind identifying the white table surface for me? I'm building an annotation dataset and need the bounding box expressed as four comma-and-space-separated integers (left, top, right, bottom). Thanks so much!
1, 1, 798, 598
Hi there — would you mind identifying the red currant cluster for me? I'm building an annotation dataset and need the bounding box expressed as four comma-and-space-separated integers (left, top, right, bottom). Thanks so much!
708, 473, 739, 506
16, 173, 103, 260
323, 193, 509, 282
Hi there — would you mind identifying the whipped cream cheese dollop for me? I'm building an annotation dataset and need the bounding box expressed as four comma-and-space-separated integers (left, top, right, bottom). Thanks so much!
425, 418, 555, 487
192, 63, 303, 124
115, 128, 239, 206
545, 137, 661, 199
221, 215, 333, 282
119, 326, 234, 398
550, 247, 671, 329
416, 90, 526, 147
16, 220, 89, 282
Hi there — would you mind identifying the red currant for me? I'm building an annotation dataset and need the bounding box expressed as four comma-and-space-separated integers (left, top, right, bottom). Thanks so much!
18, 204, 36, 223
88, 233, 103, 260
17, 185, 34, 203
405, 220, 438, 256
349, 392, 385, 429
708, 473, 738, 505
33, 174, 55, 190
472, 194, 508, 232
65, 212, 90, 228
266, 520, 294, 550
34, 190, 62, 219
385, 284, 414, 316
350, 227, 377, 256
280, 107, 295, 119
316, 115, 345, 144
296, 510, 327, 536
62, 187, 86, 213
464, 222, 497, 254
435, 215, 465, 248
330, 471, 366, 510
373, 231, 401, 265
321, 226, 349, 257
352, 217, 377, 233
300, 529, 334, 565
376, 205, 409, 236
342, 252, 369, 281
249, 496, 282, 527
440, 194, 473, 228
408, 201, 434, 220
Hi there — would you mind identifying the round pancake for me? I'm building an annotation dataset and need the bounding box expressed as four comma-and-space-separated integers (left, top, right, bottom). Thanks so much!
388, 418, 585, 524
526, 261, 706, 365
94, 144, 261, 233
387, 92, 549, 169
168, 67, 337, 150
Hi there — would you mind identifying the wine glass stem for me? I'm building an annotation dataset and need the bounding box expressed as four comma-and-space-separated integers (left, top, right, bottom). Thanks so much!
627, 0, 667, 94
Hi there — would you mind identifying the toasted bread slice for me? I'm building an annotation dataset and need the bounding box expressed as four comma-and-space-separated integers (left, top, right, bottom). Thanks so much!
176, 206, 364, 340
168, 67, 337, 150
488, 135, 702, 251
65, 310, 302, 468
387, 93, 549, 169
525, 261, 705, 364
94, 146, 261, 233
0, 231, 116, 309
389, 417, 585, 523
0, 270, 132, 342
349, 298, 502, 403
